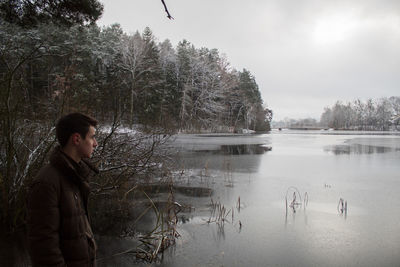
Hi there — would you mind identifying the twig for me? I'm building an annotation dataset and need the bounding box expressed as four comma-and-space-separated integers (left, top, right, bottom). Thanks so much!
161, 0, 174, 19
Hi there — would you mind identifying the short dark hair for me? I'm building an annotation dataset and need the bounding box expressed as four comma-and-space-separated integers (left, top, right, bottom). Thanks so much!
56, 113, 98, 147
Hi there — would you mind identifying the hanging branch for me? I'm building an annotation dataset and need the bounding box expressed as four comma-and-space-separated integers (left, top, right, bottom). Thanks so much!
161, 0, 174, 19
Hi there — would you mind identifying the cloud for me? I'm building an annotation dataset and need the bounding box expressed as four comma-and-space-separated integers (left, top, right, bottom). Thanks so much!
98, 0, 400, 121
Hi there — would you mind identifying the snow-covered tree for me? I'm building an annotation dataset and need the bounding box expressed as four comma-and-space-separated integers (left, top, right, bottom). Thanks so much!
0, 0, 103, 27
320, 97, 400, 130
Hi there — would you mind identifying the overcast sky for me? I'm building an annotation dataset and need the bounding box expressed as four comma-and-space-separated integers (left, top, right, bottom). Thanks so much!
98, 0, 400, 121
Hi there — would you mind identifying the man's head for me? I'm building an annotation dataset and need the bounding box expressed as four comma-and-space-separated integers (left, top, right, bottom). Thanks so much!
56, 113, 98, 160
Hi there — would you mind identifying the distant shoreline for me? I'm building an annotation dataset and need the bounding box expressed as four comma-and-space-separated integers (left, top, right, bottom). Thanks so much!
274, 127, 399, 132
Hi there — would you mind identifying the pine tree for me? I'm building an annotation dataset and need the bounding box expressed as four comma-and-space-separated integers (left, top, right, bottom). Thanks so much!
0, 0, 103, 27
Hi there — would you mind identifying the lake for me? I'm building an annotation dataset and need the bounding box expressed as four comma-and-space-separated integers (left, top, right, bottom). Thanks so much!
2, 130, 400, 266
140, 130, 400, 267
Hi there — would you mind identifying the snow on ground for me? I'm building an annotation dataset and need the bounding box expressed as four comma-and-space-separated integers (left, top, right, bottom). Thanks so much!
99, 125, 138, 135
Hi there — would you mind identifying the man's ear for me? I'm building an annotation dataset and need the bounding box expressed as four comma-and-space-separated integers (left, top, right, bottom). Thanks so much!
71, 133, 81, 145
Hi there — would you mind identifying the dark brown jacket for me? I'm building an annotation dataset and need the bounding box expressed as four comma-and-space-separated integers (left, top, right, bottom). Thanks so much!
27, 147, 98, 267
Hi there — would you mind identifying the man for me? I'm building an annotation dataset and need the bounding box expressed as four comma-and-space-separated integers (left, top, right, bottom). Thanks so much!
27, 113, 99, 267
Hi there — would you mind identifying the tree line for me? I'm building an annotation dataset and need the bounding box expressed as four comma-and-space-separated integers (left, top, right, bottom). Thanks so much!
0, 21, 271, 133
272, 97, 400, 130
320, 97, 400, 130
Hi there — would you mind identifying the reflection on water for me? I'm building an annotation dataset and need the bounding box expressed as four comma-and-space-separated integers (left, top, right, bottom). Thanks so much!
221, 144, 271, 155
177, 146, 266, 174
195, 144, 272, 155
324, 144, 398, 154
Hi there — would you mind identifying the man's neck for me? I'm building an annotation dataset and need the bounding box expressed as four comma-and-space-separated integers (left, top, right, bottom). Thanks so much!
61, 146, 81, 163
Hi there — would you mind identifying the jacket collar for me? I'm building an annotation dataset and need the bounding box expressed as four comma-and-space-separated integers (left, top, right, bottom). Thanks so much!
49, 146, 98, 185
50, 146, 99, 211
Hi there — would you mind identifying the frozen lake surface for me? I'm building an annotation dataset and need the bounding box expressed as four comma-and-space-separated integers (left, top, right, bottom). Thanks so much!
3, 130, 399, 266
153, 130, 400, 267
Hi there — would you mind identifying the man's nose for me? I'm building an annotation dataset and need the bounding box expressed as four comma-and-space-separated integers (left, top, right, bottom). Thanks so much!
94, 138, 98, 147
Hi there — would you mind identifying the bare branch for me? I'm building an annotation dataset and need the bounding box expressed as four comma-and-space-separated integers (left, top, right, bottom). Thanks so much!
161, 0, 174, 20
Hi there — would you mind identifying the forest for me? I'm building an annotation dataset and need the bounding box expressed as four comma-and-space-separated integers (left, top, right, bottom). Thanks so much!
320, 97, 400, 130
273, 97, 400, 130
0, 22, 271, 133
0, 6, 271, 235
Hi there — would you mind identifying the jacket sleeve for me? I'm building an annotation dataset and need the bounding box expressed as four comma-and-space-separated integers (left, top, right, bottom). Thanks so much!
27, 181, 66, 266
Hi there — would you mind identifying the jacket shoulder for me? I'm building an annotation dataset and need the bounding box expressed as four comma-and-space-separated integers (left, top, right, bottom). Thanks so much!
33, 164, 61, 184
31, 163, 63, 189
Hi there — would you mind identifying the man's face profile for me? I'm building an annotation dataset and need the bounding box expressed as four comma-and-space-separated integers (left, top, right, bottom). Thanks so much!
76, 126, 98, 159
